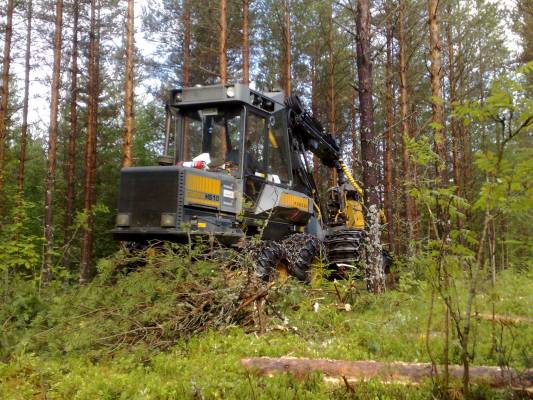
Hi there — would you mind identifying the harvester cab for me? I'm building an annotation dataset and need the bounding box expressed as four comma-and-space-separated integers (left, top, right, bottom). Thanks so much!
113, 83, 367, 280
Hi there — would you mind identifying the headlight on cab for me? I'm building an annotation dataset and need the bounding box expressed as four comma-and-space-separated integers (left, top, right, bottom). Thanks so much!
116, 213, 130, 227
226, 85, 235, 98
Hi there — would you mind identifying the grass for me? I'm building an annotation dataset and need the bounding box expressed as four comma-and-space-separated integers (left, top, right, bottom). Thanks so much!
1, 249, 531, 399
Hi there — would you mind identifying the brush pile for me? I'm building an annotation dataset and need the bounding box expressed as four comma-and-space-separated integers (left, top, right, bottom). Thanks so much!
5, 244, 281, 358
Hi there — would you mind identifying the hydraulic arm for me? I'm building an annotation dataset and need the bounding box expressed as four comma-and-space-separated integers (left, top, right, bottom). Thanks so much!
285, 95, 363, 197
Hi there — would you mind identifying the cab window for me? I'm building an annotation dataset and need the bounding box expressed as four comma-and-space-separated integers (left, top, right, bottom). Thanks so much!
267, 111, 291, 184
244, 112, 267, 177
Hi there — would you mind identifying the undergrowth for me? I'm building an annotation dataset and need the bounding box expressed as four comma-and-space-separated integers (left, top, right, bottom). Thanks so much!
0, 245, 531, 399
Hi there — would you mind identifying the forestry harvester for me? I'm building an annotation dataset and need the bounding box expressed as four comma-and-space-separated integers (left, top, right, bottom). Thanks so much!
113, 84, 378, 280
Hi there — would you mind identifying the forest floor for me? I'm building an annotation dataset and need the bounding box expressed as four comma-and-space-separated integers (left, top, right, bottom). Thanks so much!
1, 248, 531, 399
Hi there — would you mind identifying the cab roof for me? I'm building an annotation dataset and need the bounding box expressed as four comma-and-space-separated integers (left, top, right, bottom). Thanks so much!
168, 83, 286, 113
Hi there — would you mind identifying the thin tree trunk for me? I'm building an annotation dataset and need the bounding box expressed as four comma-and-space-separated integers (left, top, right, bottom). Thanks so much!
355, 0, 384, 293
311, 53, 320, 186
328, 5, 337, 187
122, 0, 135, 168
398, 0, 416, 245
219, 0, 227, 84
219, 0, 227, 157
80, 0, 99, 283
282, 0, 292, 95
242, 0, 250, 84
183, 0, 191, 159
446, 2, 463, 237
0, 0, 15, 218
458, 38, 471, 197
43, 0, 64, 282
64, 0, 79, 241
428, 0, 447, 185
383, 5, 394, 251
17, 0, 33, 203
350, 86, 358, 174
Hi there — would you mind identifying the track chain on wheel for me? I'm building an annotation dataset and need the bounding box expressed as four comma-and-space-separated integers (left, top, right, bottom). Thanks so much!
324, 229, 364, 275
246, 241, 288, 281
281, 233, 324, 282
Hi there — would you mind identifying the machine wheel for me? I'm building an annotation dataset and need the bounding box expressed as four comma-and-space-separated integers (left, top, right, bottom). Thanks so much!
282, 233, 323, 282
249, 241, 288, 281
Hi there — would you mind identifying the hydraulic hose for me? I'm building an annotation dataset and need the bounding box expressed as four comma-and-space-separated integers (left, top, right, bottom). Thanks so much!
338, 161, 364, 197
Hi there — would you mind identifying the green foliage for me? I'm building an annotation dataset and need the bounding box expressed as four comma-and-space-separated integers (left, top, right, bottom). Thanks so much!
1, 245, 531, 399
0, 199, 41, 275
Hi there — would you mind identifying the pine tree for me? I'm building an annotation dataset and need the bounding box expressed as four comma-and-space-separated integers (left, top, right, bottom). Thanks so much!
122, 0, 135, 168
80, 0, 100, 283
355, 0, 385, 293
0, 0, 15, 218
64, 0, 80, 241
242, 0, 250, 84
43, 0, 65, 281
17, 0, 33, 203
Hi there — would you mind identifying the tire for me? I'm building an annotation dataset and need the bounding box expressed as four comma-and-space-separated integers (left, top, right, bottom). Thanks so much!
249, 241, 288, 281
282, 233, 323, 282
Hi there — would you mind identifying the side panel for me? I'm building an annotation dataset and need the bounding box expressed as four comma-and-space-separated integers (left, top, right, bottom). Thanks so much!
254, 184, 313, 225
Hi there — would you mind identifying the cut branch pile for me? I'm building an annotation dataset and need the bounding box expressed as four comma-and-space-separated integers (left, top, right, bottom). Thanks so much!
27, 248, 282, 356
93, 272, 275, 351
241, 357, 533, 392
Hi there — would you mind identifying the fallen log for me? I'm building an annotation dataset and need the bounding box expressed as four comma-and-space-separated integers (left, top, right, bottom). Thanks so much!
241, 357, 533, 391
474, 312, 533, 326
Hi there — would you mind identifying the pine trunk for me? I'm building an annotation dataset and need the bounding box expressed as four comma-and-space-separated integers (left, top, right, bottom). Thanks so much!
219, 0, 227, 84
282, 0, 291, 95
383, 7, 394, 251
242, 0, 250, 84
17, 0, 33, 202
43, 0, 64, 282
182, 0, 191, 159
428, 0, 447, 185
219, 0, 227, 158
350, 86, 358, 174
355, 0, 385, 293
80, 0, 99, 283
0, 0, 15, 217
311, 54, 320, 186
64, 0, 79, 239
398, 0, 416, 244
446, 5, 460, 193
328, 6, 337, 188
122, 0, 135, 168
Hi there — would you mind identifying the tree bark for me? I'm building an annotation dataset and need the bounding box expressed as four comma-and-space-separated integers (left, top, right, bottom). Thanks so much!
383, 4, 394, 251
64, 0, 79, 241
328, 5, 337, 188
183, 0, 191, 159
80, 0, 99, 283
311, 52, 320, 187
219, 0, 227, 84
122, 0, 135, 168
17, 0, 33, 203
446, 4, 460, 192
241, 357, 533, 390
355, 0, 384, 293
219, 0, 227, 158
282, 0, 292, 95
0, 0, 15, 218
242, 0, 250, 84
43, 0, 64, 282
398, 0, 416, 244
428, 0, 447, 185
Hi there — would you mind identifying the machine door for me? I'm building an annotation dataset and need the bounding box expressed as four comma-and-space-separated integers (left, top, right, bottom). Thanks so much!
243, 108, 292, 207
